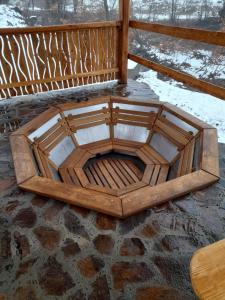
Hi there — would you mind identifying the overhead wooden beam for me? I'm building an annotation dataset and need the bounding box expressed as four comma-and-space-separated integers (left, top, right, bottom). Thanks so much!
119, 0, 130, 83
129, 20, 225, 47
128, 53, 225, 101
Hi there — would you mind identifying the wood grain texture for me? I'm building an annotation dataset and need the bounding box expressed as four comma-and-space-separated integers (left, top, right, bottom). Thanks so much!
128, 53, 225, 101
19, 176, 123, 217
129, 20, 225, 47
201, 129, 220, 177
10, 135, 37, 184
121, 170, 218, 217
119, 0, 130, 83
190, 239, 225, 300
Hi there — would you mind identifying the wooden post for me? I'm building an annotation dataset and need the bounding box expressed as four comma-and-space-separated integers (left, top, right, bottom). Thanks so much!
119, 0, 130, 84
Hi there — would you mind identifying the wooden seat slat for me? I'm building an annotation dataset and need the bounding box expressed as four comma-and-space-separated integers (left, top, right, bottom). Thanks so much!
150, 165, 161, 186
142, 165, 154, 184
96, 160, 118, 189
107, 158, 131, 186
157, 165, 169, 184
89, 165, 105, 187
102, 159, 126, 188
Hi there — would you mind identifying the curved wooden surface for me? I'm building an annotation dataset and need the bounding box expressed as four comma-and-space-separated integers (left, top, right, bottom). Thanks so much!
190, 239, 225, 300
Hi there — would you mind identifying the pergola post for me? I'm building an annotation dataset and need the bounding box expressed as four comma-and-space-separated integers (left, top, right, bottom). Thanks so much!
119, 0, 130, 84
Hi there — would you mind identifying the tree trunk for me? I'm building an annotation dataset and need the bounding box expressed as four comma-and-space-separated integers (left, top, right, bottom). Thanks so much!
103, 0, 110, 20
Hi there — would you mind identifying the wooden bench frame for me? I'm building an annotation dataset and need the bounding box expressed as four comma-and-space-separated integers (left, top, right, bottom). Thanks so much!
10, 96, 219, 218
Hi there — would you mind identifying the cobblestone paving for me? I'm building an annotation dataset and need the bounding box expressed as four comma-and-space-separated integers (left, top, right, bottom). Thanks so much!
0, 80, 225, 299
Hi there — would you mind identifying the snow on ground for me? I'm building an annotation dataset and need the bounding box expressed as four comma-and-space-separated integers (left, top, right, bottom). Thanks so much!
128, 59, 138, 69
0, 5, 26, 27
146, 46, 225, 80
138, 68, 225, 143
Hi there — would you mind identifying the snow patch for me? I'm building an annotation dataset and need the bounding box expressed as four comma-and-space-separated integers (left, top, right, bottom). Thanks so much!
138, 68, 225, 143
0, 5, 26, 27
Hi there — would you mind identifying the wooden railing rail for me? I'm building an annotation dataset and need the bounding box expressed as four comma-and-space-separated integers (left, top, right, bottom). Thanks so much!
129, 19, 225, 101
0, 21, 121, 99
129, 20, 225, 47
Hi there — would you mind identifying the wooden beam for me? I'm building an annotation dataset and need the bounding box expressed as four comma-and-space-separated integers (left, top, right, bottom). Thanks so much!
0, 21, 122, 35
121, 170, 218, 217
201, 129, 220, 177
119, 0, 130, 83
19, 176, 123, 217
129, 20, 225, 47
128, 53, 225, 101
10, 135, 37, 184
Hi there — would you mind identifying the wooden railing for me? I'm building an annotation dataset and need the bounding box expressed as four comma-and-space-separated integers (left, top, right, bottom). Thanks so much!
0, 21, 121, 99
128, 18, 225, 101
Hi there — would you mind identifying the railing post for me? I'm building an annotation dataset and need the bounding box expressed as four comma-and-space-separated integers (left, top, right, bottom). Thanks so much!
119, 0, 130, 84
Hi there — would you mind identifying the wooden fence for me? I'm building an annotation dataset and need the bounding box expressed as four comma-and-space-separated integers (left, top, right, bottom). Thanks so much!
128, 19, 225, 101
0, 21, 121, 99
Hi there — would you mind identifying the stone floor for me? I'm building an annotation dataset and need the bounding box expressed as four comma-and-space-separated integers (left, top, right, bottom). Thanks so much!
0, 80, 225, 300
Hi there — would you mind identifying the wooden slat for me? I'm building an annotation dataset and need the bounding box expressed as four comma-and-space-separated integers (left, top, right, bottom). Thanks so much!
117, 181, 147, 196
86, 184, 119, 196
190, 239, 225, 300
107, 158, 130, 186
142, 164, 154, 184
201, 129, 220, 177
89, 165, 104, 187
74, 168, 89, 187
128, 53, 225, 101
59, 168, 73, 185
129, 20, 225, 47
121, 170, 218, 217
20, 176, 123, 217
102, 159, 125, 188
110, 96, 161, 107
60, 148, 89, 169
157, 165, 169, 184
136, 149, 155, 164
155, 119, 190, 146
10, 135, 37, 184
150, 165, 161, 186
97, 160, 118, 189
124, 160, 143, 180
0, 21, 122, 35
118, 159, 139, 182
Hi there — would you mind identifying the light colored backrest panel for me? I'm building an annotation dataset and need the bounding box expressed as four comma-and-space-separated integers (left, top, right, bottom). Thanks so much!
114, 124, 149, 143
75, 124, 110, 145
49, 136, 76, 167
150, 132, 178, 162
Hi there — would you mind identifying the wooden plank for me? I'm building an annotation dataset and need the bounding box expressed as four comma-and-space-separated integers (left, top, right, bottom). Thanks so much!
190, 239, 225, 300
89, 165, 104, 187
113, 159, 134, 184
19, 176, 123, 217
107, 158, 130, 186
110, 96, 162, 107
129, 20, 225, 47
59, 168, 73, 185
142, 164, 154, 184
121, 170, 218, 217
201, 129, 220, 177
0, 21, 122, 35
102, 159, 125, 188
136, 149, 155, 164
60, 148, 89, 169
57, 96, 111, 111
128, 53, 225, 101
157, 165, 169, 184
97, 160, 118, 189
124, 160, 143, 180
10, 135, 37, 184
74, 168, 89, 187
119, 0, 130, 83
118, 159, 139, 182
150, 165, 161, 186
117, 181, 147, 196
86, 183, 119, 196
